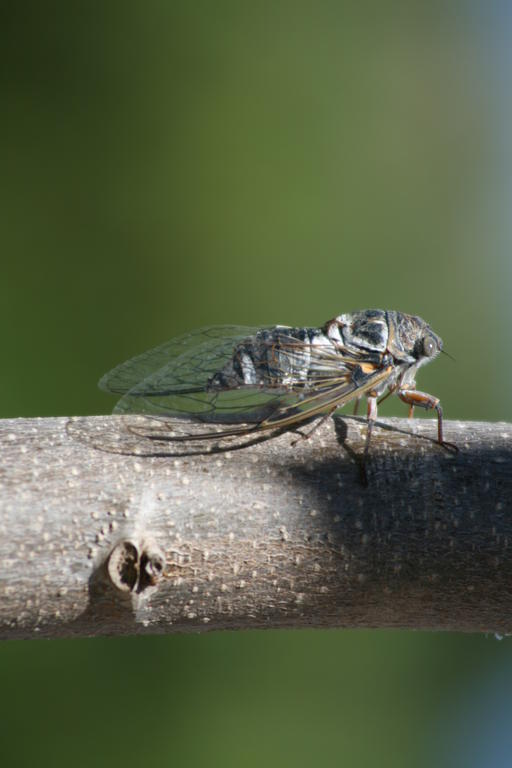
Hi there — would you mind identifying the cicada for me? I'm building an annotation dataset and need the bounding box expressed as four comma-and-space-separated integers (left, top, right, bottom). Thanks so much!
99, 309, 453, 469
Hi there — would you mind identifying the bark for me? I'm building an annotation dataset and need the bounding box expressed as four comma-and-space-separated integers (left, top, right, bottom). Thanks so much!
0, 414, 511, 640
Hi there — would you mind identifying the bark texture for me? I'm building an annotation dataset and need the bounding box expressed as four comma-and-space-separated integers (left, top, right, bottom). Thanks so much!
0, 414, 511, 640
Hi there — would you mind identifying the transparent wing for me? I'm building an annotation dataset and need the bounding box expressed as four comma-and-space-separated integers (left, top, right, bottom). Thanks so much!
99, 325, 394, 428
99, 325, 260, 395
258, 362, 393, 431
129, 360, 396, 447
100, 325, 290, 422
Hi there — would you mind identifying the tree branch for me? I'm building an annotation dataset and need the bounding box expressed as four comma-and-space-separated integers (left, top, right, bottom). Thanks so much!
1, 414, 511, 640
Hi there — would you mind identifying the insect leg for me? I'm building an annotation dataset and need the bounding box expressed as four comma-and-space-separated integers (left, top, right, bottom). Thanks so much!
353, 397, 361, 415
359, 394, 378, 485
397, 389, 456, 451
400, 383, 415, 418
364, 395, 377, 450
376, 388, 393, 407
290, 405, 338, 445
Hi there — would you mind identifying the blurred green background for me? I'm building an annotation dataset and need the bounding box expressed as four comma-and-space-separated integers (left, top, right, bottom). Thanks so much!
2, 2, 512, 766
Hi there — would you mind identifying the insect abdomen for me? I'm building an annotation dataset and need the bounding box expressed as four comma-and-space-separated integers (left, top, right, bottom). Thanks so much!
208, 327, 334, 390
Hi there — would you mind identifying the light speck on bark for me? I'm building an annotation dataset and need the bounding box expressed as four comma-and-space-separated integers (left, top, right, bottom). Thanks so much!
0, 414, 511, 640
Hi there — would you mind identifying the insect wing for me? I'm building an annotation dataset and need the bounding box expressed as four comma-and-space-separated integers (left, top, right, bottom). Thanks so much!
259, 360, 394, 432
99, 326, 259, 395
99, 326, 395, 432
100, 325, 290, 422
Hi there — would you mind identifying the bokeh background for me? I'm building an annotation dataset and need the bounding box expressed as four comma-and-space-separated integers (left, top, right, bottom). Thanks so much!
1, 2, 512, 766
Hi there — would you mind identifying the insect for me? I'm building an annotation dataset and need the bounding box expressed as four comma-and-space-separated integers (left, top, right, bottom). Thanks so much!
99, 309, 454, 475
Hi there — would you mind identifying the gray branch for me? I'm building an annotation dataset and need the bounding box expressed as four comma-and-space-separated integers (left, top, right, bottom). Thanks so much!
1, 414, 511, 640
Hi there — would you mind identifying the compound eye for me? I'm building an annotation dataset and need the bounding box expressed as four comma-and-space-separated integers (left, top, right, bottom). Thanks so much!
423, 337, 437, 357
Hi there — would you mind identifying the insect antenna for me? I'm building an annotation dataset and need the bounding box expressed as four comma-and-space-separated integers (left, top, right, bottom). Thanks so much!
441, 349, 456, 362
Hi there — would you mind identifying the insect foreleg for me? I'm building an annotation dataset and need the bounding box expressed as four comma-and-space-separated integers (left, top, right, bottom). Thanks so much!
397, 388, 456, 451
